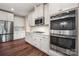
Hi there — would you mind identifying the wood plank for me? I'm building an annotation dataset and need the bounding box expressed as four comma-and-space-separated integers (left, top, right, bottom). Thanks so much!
0, 39, 48, 56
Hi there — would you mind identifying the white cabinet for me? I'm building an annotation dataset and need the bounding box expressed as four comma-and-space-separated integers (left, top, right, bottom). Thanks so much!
33, 7, 38, 19
34, 4, 43, 18
29, 4, 43, 26
36, 4, 49, 25
49, 3, 62, 15
28, 4, 50, 26
28, 12, 35, 26
33, 38, 40, 48
25, 33, 29, 42
38, 4, 43, 17
40, 35, 49, 54
44, 4, 50, 25
32, 33, 41, 48
25, 33, 40, 48
49, 3, 78, 15
25, 33, 32, 43
25, 33, 49, 54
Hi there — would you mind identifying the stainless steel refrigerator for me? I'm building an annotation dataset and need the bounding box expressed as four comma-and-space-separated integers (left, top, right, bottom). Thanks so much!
0, 20, 13, 42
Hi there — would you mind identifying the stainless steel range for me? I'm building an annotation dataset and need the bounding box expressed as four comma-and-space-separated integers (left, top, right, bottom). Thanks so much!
50, 10, 77, 56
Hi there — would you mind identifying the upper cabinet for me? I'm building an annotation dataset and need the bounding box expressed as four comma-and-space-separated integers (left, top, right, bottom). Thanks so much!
37, 4, 43, 17
28, 12, 35, 26
33, 8, 38, 19
0, 11, 14, 21
49, 3, 78, 15
49, 3, 61, 15
44, 4, 50, 25
33, 4, 43, 18
29, 4, 49, 26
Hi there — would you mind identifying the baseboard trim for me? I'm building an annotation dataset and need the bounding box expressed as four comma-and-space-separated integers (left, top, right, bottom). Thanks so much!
14, 37, 25, 40
0, 37, 25, 43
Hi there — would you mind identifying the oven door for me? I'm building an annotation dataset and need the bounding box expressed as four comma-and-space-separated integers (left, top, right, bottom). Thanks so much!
50, 36, 75, 49
50, 17, 75, 30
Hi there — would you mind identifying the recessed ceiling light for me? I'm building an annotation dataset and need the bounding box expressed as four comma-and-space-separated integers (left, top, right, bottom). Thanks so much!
11, 8, 15, 11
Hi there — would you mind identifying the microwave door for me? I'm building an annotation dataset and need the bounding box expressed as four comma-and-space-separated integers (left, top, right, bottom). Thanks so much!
35, 20, 39, 25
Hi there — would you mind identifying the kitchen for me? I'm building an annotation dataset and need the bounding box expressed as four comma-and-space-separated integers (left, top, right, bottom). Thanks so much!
0, 3, 79, 56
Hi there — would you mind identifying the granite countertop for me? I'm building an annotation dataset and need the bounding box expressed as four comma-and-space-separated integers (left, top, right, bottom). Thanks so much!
26, 32, 50, 36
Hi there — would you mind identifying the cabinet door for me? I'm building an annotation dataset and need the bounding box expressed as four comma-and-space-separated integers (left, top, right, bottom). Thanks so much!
34, 39, 40, 48
38, 4, 43, 17
32, 34, 41, 48
31, 12, 35, 26
40, 36, 49, 54
44, 4, 50, 25
29, 12, 35, 26
25, 33, 31, 43
49, 3, 62, 15
28, 34, 33, 44
33, 7, 38, 19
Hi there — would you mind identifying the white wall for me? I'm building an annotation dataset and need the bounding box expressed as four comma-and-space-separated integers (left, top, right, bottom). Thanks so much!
14, 16, 25, 26
0, 10, 14, 21
25, 16, 31, 32
14, 15, 25, 40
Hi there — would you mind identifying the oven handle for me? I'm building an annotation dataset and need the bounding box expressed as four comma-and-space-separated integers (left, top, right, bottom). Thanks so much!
51, 14, 75, 20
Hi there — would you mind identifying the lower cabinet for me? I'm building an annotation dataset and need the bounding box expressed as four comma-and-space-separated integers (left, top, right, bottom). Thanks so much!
32, 34, 41, 49
40, 36, 49, 54
25, 33, 32, 44
25, 33, 49, 54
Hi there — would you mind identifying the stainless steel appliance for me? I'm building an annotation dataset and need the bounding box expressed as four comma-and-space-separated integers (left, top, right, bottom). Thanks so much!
50, 10, 77, 55
0, 20, 14, 42
35, 17, 44, 25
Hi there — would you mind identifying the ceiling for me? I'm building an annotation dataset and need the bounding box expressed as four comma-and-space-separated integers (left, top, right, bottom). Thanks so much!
0, 3, 40, 17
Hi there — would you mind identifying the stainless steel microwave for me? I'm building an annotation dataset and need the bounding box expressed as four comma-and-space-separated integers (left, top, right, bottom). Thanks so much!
35, 17, 44, 25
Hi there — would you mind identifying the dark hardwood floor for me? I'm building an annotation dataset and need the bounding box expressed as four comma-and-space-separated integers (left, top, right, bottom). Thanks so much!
0, 39, 48, 56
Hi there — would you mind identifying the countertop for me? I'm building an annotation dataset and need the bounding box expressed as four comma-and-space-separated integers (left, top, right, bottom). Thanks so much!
26, 32, 50, 36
